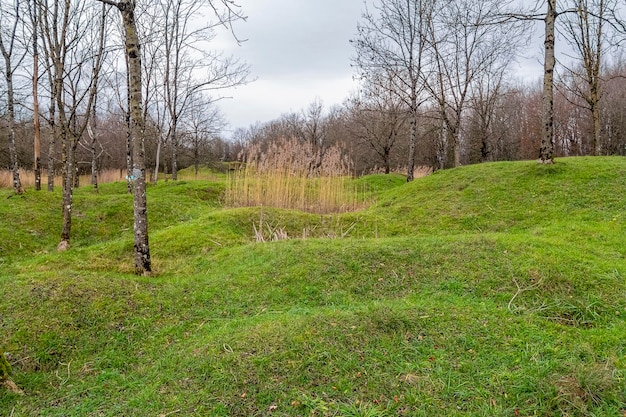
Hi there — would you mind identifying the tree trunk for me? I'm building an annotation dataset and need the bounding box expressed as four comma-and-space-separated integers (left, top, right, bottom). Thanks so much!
72, 150, 80, 189
116, 0, 152, 275
592, 100, 601, 155
383, 147, 391, 174
153, 138, 161, 185
437, 120, 447, 171
2, 53, 23, 194
539, 0, 557, 164
126, 111, 133, 194
194, 142, 199, 177
7, 93, 22, 194
58, 135, 74, 251
406, 104, 418, 182
33, 44, 42, 191
47, 128, 56, 191
89, 123, 99, 193
29, 2, 42, 190
171, 127, 178, 181
47, 86, 57, 191
453, 128, 462, 168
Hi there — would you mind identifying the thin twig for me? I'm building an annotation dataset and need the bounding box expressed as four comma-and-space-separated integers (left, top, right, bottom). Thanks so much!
508, 277, 544, 313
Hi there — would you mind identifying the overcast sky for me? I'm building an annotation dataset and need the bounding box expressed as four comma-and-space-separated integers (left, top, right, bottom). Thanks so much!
214, 0, 546, 138
214, 0, 364, 136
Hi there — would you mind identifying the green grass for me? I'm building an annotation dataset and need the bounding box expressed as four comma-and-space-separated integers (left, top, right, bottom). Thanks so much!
1, 157, 625, 416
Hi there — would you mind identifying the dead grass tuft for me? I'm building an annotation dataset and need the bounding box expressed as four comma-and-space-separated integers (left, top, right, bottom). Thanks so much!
552, 363, 619, 415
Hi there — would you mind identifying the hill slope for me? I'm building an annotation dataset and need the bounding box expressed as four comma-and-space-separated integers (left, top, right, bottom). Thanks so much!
1, 157, 625, 416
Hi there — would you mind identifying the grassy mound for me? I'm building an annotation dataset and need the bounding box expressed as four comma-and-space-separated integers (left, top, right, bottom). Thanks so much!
1, 157, 625, 416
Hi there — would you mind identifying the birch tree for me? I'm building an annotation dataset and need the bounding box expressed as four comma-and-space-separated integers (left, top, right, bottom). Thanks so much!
96, 0, 151, 274
0, 0, 25, 194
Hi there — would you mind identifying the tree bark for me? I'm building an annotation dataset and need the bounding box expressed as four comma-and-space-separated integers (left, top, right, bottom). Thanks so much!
153, 138, 161, 185
407, 109, 418, 182
58, 135, 74, 251
47, 93, 57, 192
171, 128, 179, 180
539, 0, 557, 163
89, 123, 99, 193
592, 99, 601, 155
124, 2, 152, 274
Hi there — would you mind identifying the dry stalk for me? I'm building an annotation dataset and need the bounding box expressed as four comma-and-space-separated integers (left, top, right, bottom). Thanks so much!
508, 276, 545, 313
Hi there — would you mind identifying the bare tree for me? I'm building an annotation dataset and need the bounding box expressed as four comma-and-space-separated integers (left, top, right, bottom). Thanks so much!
152, 0, 249, 181
426, 0, 523, 167
560, 0, 622, 155
353, 0, 434, 181
487, 1, 560, 162
494, 0, 624, 162
26, 0, 42, 190
180, 91, 225, 175
97, 0, 151, 275
537, 0, 559, 163
300, 99, 334, 175
600, 60, 626, 154
38, 0, 107, 249
0, 0, 26, 194
348, 77, 406, 174
87, 2, 108, 192
467, 69, 509, 163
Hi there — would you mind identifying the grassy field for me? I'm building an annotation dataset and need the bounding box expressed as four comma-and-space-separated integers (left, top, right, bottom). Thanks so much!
1, 157, 625, 416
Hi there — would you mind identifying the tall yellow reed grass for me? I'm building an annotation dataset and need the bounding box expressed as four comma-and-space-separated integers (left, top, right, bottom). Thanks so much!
225, 138, 366, 214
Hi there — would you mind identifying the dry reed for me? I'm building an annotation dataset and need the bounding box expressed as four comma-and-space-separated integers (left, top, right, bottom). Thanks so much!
225, 138, 366, 214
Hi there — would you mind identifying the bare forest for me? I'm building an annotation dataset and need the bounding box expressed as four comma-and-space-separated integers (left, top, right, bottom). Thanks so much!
2, 0, 626, 182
